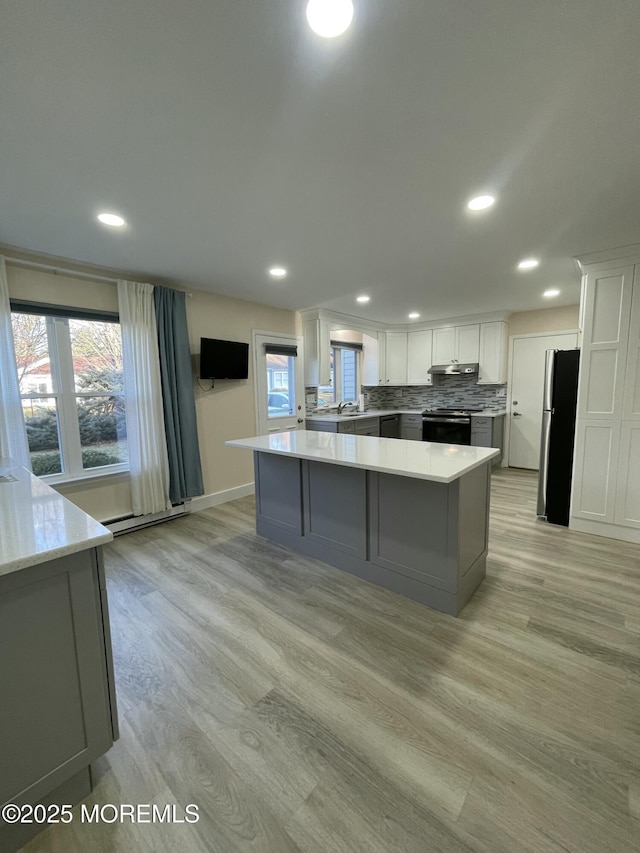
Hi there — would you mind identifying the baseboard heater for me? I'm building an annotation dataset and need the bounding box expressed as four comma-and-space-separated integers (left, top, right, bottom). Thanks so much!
107, 502, 189, 536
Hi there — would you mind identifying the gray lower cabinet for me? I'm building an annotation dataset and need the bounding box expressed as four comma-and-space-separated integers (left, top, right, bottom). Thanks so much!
253, 451, 490, 616
471, 415, 505, 466
400, 414, 422, 441
0, 548, 117, 852
354, 417, 380, 437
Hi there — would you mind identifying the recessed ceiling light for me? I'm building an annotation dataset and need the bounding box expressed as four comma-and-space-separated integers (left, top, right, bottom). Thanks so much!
467, 194, 495, 211
306, 0, 354, 38
517, 257, 540, 271
356, 295, 370, 303
408, 312, 420, 319
268, 267, 288, 278
544, 288, 560, 298
97, 212, 126, 227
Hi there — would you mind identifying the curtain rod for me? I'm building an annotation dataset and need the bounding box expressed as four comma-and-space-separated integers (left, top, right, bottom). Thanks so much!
3, 255, 192, 296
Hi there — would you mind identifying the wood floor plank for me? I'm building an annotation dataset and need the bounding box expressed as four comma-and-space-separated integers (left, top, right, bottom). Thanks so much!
20, 468, 640, 853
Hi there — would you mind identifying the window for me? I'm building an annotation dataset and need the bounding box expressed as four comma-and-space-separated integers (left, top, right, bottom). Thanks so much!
266, 353, 295, 416
11, 309, 128, 479
318, 344, 361, 405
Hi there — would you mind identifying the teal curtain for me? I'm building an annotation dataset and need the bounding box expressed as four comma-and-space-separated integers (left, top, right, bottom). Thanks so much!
153, 286, 204, 504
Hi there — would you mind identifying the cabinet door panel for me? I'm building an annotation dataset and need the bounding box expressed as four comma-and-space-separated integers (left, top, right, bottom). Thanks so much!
578, 266, 633, 420
571, 420, 620, 521
623, 270, 640, 420
614, 422, 640, 527
407, 330, 433, 385
0, 550, 113, 806
385, 332, 408, 384
478, 322, 507, 384
433, 327, 455, 363
456, 325, 480, 363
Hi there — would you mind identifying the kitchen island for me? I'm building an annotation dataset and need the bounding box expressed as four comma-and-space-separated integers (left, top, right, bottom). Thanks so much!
226, 431, 499, 616
0, 459, 118, 853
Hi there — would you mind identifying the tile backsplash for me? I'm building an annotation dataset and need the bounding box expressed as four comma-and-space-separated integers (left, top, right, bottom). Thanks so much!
363, 375, 507, 411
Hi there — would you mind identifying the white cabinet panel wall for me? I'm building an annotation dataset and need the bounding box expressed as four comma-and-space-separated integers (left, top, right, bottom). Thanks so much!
406, 330, 433, 385
615, 422, 640, 527
572, 421, 620, 521
571, 250, 640, 543
623, 278, 640, 420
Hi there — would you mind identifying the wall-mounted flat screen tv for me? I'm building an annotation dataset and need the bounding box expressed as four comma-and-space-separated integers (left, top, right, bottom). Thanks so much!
200, 338, 249, 380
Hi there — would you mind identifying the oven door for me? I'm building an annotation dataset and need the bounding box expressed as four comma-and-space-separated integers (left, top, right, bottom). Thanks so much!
422, 416, 471, 445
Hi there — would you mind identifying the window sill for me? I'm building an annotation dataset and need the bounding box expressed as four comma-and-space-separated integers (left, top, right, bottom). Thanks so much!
43, 467, 130, 489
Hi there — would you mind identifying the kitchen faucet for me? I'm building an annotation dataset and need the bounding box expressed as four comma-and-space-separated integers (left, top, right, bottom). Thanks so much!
337, 400, 354, 414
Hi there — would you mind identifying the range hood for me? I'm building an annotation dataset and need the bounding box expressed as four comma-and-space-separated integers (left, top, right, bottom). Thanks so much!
428, 362, 479, 376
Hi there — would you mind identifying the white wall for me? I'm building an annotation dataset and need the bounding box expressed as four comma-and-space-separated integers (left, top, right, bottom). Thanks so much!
6, 263, 296, 521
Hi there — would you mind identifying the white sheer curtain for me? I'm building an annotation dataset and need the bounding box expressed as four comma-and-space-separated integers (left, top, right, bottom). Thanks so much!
117, 280, 171, 515
0, 256, 31, 466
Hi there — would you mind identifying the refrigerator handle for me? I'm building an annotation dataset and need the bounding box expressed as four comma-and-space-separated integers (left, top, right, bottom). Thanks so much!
537, 409, 552, 516
543, 349, 555, 411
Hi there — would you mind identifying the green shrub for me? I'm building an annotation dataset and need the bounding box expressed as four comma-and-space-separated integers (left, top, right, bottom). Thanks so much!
81, 447, 126, 469
25, 411, 59, 451
30, 451, 62, 476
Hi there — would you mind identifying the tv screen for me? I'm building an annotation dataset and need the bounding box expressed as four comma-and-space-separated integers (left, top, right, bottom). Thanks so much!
200, 338, 249, 380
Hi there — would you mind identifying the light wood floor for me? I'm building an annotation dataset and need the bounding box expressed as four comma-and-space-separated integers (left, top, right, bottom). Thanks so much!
23, 468, 640, 852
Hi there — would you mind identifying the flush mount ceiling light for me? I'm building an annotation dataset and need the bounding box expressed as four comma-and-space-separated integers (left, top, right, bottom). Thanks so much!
517, 257, 540, 271
544, 288, 560, 298
467, 194, 495, 212
268, 266, 288, 278
408, 312, 420, 319
356, 295, 370, 303
306, 0, 354, 38
97, 212, 126, 227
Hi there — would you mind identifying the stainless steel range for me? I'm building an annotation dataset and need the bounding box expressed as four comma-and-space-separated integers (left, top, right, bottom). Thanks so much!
421, 408, 483, 444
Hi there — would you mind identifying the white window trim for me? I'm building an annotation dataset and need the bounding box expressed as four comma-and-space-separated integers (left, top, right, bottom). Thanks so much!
15, 313, 129, 483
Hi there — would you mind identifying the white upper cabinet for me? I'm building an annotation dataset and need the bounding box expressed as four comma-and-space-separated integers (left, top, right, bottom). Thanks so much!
433, 324, 480, 364
302, 318, 331, 386
406, 330, 433, 385
456, 324, 480, 363
432, 327, 455, 363
478, 321, 507, 384
384, 332, 408, 385
362, 332, 381, 386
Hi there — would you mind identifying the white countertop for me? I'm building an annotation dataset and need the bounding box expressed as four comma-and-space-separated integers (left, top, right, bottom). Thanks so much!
305, 408, 506, 423
305, 408, 423, 423
0, 459, 113, 578
226, 431, 499, 484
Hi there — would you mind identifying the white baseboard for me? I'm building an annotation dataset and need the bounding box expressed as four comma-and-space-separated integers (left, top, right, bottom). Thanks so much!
106, 482, 255, 535
108, 503, 188, 534
569, 517, 640, 545
189, 482, 255, 513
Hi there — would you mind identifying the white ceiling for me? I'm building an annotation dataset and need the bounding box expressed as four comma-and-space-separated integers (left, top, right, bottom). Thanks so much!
1, 1, 639, 323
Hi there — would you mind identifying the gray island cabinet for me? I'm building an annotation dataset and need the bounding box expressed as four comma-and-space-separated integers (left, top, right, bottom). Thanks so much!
0, 460, 117, 853
227, 431, 498, 616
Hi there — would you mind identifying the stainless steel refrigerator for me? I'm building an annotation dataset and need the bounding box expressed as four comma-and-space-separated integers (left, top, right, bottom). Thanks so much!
537, 348, 580, 526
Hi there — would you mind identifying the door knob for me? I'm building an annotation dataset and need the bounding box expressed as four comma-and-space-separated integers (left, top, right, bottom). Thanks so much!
513, 412, 522, 417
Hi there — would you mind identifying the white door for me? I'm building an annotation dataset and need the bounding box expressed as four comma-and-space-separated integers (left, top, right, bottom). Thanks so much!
253, 332, 305, 435
508, 332, 578, 469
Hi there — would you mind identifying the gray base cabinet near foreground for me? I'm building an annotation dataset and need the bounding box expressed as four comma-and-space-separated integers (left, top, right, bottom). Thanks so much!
0, 460, 118, 851
0, 547, 118, 853
253, 450, 491, 616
